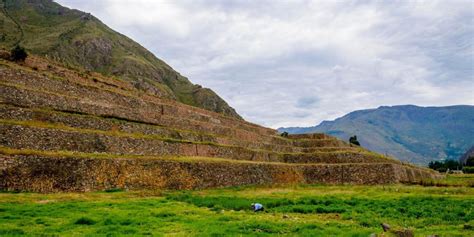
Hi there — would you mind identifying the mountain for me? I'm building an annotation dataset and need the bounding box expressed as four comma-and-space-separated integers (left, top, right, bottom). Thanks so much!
0, 0, 241, 118
279, 105, 474, 165
460, 146, 474, 165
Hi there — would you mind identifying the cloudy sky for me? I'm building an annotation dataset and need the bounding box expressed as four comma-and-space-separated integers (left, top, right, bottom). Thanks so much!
57, 0, 473, 128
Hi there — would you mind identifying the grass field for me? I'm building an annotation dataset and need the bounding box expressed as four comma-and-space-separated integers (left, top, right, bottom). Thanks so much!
1, 175, 473, 236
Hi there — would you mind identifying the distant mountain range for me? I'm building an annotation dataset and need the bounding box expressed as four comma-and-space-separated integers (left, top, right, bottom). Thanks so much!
0, 0, 240, 118
279, 105, 474, 165
460, 146, 474, 165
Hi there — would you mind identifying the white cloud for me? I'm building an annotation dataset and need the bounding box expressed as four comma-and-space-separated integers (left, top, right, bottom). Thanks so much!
57, 0, 474, 128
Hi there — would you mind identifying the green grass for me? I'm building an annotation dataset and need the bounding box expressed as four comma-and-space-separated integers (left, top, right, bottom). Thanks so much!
420, 174, 474, 187
1, 182, 473, 236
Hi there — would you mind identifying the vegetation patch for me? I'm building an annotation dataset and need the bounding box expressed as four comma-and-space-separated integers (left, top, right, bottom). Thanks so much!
74, 217, 96, 225
0, 182, 472, 236
104, 188, 123, 193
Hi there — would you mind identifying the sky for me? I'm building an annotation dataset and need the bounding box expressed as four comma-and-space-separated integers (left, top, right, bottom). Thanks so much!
57, 0, 474, 128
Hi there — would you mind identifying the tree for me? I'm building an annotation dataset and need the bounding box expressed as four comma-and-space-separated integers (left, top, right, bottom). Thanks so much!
444, 159, 460, 170
466, 156, 474, 167
429, 161, 443, 170
10, 45, 27, 62
349, 135, 360, 146
428, 159, 460, 172
280, 132, 289, 138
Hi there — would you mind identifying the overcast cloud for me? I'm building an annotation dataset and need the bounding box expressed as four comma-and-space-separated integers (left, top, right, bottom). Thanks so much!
57, 0, 473, 128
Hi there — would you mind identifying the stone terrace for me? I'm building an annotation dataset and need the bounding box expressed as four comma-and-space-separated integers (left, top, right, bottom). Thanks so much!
0, 57, 440, 192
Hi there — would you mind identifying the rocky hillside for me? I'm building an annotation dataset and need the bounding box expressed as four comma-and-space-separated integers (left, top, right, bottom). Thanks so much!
0, 0, 240, 118
280, 105, 474, 165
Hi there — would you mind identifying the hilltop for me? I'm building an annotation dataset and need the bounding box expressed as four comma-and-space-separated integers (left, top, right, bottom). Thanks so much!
0, 0, 240, 118
280, 105, 474, 165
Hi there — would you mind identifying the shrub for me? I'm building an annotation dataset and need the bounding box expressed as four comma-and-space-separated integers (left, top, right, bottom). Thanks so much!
349, 135, 360, 146
74, 217, 96, 225
280, 132, 289, 138
153, 212, 176, 218
105, 188, 123, 193
428, 159, 460, 172
466, 156, 474, 166
462, 166, 474, 174
10, 45, 27, 62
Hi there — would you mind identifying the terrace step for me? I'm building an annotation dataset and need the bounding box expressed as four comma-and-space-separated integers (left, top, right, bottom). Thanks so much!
287, 133, 333, 140
0, 121, 392, 164
0, 148, 438, 192
0, 104, 332, 153
0, 65, 275, 135
0, 82, 278, 143
0, 64, 354, 147
0, 77, 348, 149
291, 139, 348, 148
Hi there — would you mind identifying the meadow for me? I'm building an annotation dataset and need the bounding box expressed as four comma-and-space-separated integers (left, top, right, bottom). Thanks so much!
0, 175, 473, 236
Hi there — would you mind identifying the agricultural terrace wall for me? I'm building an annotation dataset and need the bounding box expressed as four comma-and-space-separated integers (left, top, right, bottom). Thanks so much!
0, 154, 439, 193
0, 123, 392, 164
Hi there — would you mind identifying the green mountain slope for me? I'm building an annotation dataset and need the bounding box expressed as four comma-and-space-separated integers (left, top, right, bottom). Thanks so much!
280, 105, 474, 165
0, 0, 241, 119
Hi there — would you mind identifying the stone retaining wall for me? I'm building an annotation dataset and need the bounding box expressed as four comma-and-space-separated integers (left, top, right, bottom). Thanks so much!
0, 104, 320, 153
0, 84, 278, 144
0, 67, 275, 135
0, 154, 439, 192
0, 123, 392, 164
0, 61, 441, 193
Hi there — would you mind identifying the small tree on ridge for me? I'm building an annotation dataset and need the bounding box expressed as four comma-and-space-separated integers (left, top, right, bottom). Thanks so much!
349, 135, 360, 146
10, 45, 27, 62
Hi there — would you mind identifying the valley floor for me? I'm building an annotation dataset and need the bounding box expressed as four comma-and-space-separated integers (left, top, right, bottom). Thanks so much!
1, 175, 473, 236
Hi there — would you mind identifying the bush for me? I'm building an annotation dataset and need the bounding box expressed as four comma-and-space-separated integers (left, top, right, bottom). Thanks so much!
280, 132, 289, 138
466, 156, 474, 166
349, 135, 360, 146
105, 188, 123, 193
10, 45, 28, 62
74, 217, 96, 225
462, 166, 474, 174
428, 159, 460, 172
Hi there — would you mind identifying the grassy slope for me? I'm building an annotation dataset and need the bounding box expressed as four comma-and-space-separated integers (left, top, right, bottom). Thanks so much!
0, 0, 241, 119
281, 105, 474, 165
1, 179, 473, 236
